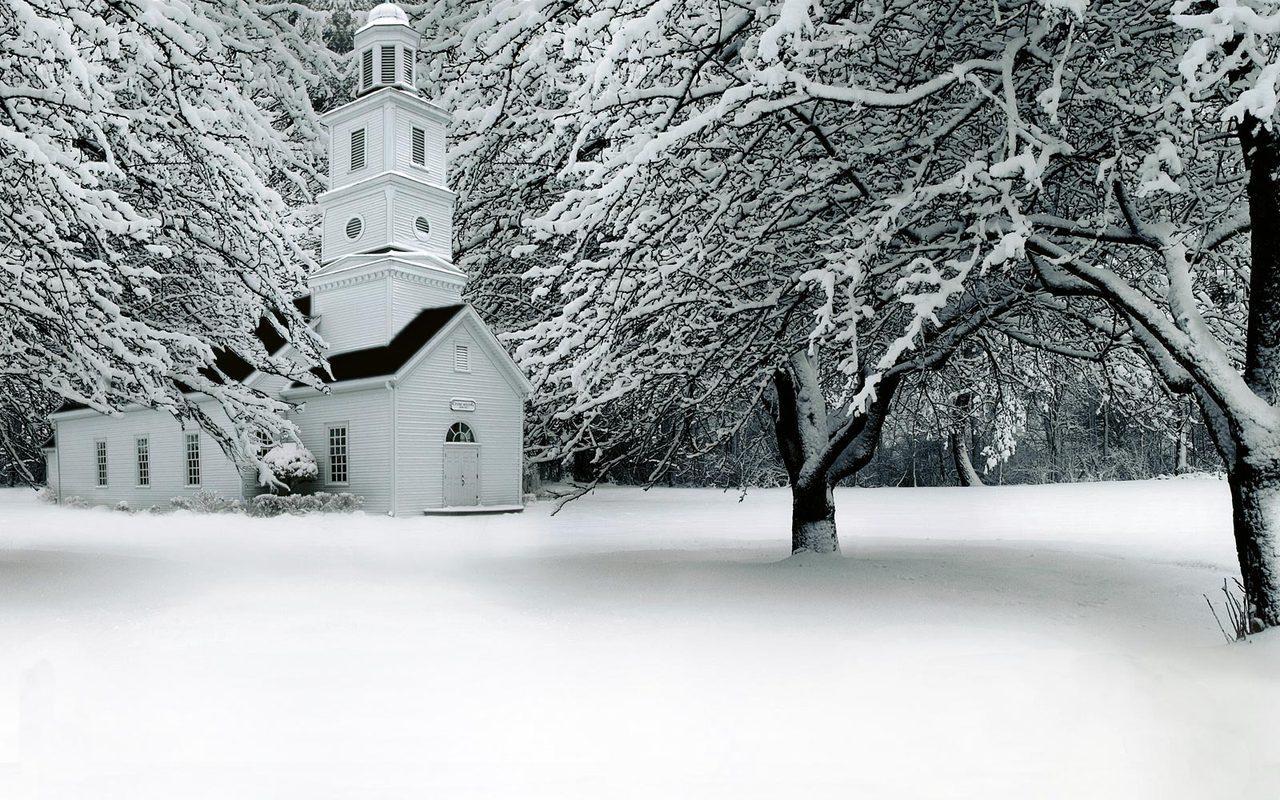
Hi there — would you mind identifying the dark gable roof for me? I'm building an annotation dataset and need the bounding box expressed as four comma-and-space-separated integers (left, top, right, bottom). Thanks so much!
53, 296, 313, 414
294, 304, 465, 387
213, 295, 312, 383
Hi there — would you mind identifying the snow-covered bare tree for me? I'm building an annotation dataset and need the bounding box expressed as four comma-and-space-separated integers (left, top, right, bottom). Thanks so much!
1, 0, 336, 474
420, 0, 1280, 625
419, 0, 1071, 553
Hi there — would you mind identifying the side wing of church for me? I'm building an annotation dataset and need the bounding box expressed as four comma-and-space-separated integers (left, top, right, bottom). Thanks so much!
44, 3, 531, 516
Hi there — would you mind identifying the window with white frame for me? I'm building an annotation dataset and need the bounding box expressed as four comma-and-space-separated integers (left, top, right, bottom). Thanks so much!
95, 440, 108, 487
184, 433, 201, 487
445, 422, 476, 443
136, 437, 150, 487
454, 343, 470, 372
328, 425, 349, 484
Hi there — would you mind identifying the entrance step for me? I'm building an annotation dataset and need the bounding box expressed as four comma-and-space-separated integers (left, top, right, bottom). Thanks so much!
423, 504, 524, 516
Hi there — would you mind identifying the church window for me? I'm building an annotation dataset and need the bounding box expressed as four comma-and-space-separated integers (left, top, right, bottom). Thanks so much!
414, 216, 431, 241
95, 440, 108, 487
361, 49, 373, 91
185, 433, 201, 487
136, 437, 150, 487
328, 425, 349, 484
381, 45, 396, 84
345, 216, 364, 240
350, 128, 366, 172
403, 47, 414, 84
411, 127, 426, 167
453, 343, 470, 373
446, 422, 476, 443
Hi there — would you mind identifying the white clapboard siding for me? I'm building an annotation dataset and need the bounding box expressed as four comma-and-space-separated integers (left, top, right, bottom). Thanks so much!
388, 186, 452, 259
287, 386, 394, 514
322, 187, 390, 263
311, 274, 391, 353
393, 316, 524, 513
44, 449, 59, 493
52, 404, 246, 508
390, 272, 463, 331
393, 111, 447, 178
329, 109, 383, 190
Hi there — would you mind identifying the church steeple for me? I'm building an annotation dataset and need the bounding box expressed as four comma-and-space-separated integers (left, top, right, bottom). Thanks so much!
315, 2, 454, 266
309, 2, 464, 355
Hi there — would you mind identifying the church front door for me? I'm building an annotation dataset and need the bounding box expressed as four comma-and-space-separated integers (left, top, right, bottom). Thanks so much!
443, 445, 480, 506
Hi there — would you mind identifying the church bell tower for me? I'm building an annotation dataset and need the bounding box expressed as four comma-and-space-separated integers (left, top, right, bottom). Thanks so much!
310, 2, 464, 355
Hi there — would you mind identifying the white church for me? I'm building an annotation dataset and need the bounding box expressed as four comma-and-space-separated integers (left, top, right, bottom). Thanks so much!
43, 3, 531, 515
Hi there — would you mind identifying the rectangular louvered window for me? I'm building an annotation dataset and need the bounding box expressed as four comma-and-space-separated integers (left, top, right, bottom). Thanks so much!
350, 128, 366, 172
412, 127, 426, 166
403, 47, 414, 84
328, 425, 348, 485
95, 440, 108, 487
136, 437, 150, 487
454, 343, 470, 373
185, 433, 201, 487
361, 49, 373, 90
381, 45, 396, 84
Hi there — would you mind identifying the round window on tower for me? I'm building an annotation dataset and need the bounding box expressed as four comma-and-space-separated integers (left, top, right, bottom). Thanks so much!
414, 216, 431, 241
345, 216, 363, 241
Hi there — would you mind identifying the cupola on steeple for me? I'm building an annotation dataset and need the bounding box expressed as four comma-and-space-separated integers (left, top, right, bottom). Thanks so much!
354, 3, 418, 96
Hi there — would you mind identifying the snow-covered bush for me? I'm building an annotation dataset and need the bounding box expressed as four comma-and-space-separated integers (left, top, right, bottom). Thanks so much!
63, 496, 90, 509
114, 501, 132, 513
36, 486, 58, 504
170, 491, 244, 514
263, 443, 319, 493
249, 492, 363, 518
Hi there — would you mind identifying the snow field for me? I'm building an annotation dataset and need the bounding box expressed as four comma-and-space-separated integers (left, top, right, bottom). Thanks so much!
0, 479, 1275, 799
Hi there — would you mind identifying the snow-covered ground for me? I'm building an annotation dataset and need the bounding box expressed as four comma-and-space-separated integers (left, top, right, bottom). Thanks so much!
0, 479, 1275, 799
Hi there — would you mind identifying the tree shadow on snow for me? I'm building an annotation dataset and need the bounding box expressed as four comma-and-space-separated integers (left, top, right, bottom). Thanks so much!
461, 539, 1228, 648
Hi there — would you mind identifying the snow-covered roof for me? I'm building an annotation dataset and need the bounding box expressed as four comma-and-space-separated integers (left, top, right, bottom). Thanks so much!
358, 3, 410, 32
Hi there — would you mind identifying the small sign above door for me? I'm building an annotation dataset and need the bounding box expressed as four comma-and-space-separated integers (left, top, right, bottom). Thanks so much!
450, 398, 477, 412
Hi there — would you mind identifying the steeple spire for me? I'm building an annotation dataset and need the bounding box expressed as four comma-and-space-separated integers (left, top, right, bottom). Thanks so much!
308, 2, 463, 355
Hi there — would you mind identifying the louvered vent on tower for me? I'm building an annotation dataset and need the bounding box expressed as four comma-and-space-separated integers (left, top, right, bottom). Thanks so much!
412, 128, 426, 166
381, 46, 396, 84
350, 128, 366, 171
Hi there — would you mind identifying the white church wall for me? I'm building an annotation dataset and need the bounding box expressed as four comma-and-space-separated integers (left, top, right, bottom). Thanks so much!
390, 272, 463, 331
393, 317, 524, 513
388, 185, 452, 259
44, 449, 58, 493
329, 107, 384, 190
51, 404, 245, 508
287, 385, 394, 514
392, 110, 447, 177
322, 187, 390, 263
311, 274, 391, 353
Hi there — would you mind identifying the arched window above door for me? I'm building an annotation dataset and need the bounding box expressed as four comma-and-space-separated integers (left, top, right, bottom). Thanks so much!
446, 422, 476, 443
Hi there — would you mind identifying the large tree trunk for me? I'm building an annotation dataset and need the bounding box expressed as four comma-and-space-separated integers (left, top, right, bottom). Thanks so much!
950, 392, 983, 487
1234, 116, 1280, 627
790, 479, 838, 554
1228, 460, 1280, 629
770, 351, 842, 555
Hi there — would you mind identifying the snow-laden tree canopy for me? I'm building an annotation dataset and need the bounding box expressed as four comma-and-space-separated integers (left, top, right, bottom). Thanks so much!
422, 0, 1280, 612
1, 0, 337, 469
424, 0, 1082, 477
